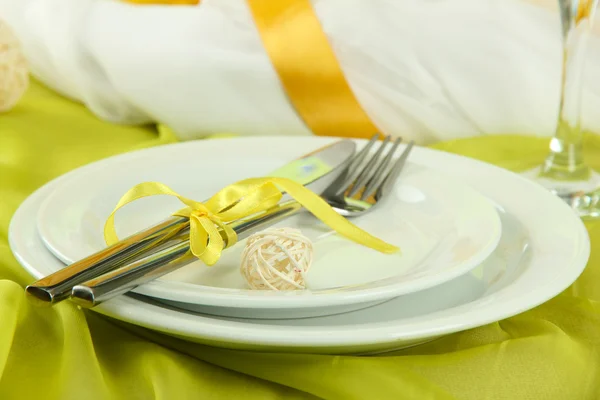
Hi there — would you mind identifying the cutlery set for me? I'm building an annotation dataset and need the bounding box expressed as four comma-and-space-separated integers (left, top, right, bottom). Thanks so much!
27, 134, 414, 308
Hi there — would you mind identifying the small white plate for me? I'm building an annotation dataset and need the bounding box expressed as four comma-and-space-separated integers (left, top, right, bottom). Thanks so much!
35, 138, 501, 318
10, 137, 589, 354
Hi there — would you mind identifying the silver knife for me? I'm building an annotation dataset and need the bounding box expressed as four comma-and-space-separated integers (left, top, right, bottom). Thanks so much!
26, 139, 356, 306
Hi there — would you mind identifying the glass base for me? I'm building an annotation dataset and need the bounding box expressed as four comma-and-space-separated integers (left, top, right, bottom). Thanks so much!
521, 168, 600, 219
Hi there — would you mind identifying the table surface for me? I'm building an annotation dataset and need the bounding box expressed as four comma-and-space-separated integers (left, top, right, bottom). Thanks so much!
2, 79, 600, 400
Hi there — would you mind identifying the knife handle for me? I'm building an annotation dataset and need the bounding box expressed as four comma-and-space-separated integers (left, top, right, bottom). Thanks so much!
26, 216, 190, 306
70, 200, 304, 308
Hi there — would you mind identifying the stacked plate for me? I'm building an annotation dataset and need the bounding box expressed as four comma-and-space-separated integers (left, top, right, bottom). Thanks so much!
9, 137, 590, 354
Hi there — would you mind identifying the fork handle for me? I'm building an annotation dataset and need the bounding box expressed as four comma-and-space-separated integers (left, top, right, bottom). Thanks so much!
70, 200, 304, 307
26, 216, 190, 306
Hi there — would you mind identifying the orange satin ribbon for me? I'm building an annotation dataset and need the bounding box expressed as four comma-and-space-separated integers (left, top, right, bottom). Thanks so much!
576, 0, 595, 23
246, 0, 379, 138
122, 0, 378, 139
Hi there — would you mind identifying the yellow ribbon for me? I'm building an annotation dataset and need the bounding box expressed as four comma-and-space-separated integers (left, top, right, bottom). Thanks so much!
105, 178, 398, 266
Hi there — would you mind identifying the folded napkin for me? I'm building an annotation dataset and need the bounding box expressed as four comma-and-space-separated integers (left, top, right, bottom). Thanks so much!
2, 0, 600, 144
2, 78, 600, 400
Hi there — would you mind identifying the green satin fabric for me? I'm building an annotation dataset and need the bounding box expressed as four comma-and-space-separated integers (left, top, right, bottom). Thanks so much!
2, 79, 600, 400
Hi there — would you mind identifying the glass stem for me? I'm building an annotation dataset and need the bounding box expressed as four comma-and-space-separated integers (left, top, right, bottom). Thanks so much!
541, 0, 597, 181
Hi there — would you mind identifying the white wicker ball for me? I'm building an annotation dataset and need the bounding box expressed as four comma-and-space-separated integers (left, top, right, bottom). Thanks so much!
0, 19, 28, 113
240, 228, 314, 291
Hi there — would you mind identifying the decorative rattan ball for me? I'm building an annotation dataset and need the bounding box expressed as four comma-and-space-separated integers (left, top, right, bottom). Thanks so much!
0, 19, 28, 113
240, 228, 314, 291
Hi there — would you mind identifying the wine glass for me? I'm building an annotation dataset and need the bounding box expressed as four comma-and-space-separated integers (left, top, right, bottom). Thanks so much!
523, 0, 599, 218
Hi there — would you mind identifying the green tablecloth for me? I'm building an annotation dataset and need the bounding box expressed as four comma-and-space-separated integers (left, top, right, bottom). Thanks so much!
2, 80, 600, 400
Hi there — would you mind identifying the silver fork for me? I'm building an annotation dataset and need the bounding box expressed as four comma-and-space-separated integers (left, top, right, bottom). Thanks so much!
69, 134, 414, 307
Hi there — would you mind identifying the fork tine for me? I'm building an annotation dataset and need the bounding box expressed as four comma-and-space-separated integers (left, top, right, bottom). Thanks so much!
348, 133, 380, 173
375, 140, 415, 198
347, 135, 391, 197
360, 137, 402, 200
333, 133, 380, 195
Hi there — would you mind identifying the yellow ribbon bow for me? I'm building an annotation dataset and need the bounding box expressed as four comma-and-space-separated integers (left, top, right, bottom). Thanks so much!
105, 177, 398, 266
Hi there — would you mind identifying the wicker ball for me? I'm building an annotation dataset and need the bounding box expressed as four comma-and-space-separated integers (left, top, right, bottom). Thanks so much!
240, 228, 314, 291
0, 19, 28, 113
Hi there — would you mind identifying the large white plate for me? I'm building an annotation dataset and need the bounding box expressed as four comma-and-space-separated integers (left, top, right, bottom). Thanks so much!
35, 138, 501, 318
10, 137, 589, 354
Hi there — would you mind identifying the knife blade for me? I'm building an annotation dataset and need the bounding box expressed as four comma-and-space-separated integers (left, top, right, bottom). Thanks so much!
26, 139, 356, 306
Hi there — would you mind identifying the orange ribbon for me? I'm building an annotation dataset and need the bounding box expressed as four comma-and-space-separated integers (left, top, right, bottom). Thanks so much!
246, 0, 379, 138
122, 0, 378, 139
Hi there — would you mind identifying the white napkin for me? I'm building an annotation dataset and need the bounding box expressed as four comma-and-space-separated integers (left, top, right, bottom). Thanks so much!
1, 0, 599, 144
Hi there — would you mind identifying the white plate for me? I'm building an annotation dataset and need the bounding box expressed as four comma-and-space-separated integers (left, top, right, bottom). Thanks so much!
35, 138, 501, 318
10, 137, 589, 354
